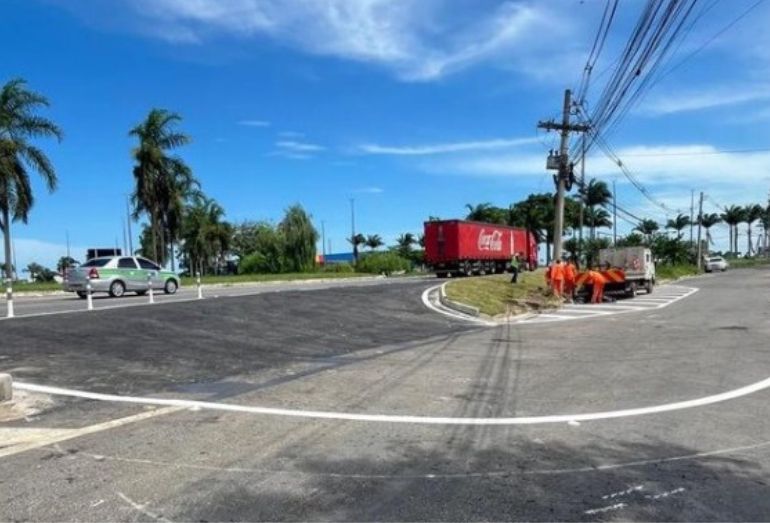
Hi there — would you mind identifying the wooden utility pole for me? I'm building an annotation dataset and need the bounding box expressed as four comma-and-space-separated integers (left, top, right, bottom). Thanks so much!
689, 189, 694, 244
612, 179, 617, 245
696, 191, 704, 271
538, 89, 589, 262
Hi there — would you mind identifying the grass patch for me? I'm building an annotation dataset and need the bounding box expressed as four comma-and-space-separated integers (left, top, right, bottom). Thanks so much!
179, 271, 379, 286
656, 264, 699, 281
444, 270, 559, 317
725, 257, 770, 269
8, 281, 62, 292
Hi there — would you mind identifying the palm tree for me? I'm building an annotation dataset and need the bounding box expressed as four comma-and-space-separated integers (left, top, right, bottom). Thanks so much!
634, 219, 659, 241
720, 205, 745, 254
465, 203, 506, 224
130, 108, 195, 266
743, 204, 764, 256
396, 233, 416, 258
581, 179, 612, 240
348, 233, 366, 263
585, 206, 612, 236
700, 213, 721, 254
0, 78, 63, 281
365, 234, 384, 251
665, 213, 690, 239
180, 195, 231, 275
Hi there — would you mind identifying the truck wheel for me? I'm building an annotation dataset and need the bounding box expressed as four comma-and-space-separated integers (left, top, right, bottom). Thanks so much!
436, 272, 448, 279
463, 262, 472, 277
645, 280, 654, 294
626, 281, 638, 298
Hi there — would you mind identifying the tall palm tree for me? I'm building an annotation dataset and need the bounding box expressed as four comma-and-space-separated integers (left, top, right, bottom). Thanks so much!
365, 234, 383, 251
584, 206, 612, 233
743, 204, 764, 255
634, 219, 659, 241
720, 205, 745, 254
581, 179, 612, 240
700, 213, 721, 254
0, 78, 63, 281
130, 108, 195, 266
665, 213, 690, 239
348, 233, 366, 263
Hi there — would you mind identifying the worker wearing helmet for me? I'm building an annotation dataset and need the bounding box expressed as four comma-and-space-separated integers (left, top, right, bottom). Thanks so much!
551, 259, 565, 299
587, 269, 608, 304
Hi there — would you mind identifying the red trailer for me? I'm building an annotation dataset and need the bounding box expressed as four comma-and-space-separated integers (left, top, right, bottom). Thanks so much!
423, 220, 538, 277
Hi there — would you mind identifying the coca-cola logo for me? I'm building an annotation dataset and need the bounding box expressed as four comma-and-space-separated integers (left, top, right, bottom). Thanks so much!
478, 229, 503, 251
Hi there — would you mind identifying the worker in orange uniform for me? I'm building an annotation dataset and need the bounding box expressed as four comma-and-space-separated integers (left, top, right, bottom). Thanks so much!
550, 259, 565, 299
544, 261, 552, 289
587, 268, 608, 304
564, 258, 577, 303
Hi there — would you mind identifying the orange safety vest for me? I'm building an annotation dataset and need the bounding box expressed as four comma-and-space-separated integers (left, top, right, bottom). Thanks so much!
551, 263, 565, 281
565, 263, 576, 283
588, 270, 607, 285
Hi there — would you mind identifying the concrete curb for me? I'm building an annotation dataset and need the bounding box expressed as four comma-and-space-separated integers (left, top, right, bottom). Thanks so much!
0, 373, 12, 402
438, 283, 481, 317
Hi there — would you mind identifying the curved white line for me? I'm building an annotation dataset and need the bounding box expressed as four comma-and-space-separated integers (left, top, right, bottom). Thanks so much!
14, 375, 770, 425
420, 285, 496, 326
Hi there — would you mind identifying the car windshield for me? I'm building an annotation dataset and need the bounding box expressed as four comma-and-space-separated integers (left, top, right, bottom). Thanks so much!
709, 258, 723, 262
81, 258, 110, 267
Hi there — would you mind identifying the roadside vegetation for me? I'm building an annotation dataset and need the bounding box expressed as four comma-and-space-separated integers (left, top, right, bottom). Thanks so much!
445, 271, 560, 317
3, 77, 770, 288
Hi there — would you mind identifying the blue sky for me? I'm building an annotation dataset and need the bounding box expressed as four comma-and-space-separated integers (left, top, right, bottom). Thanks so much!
3, 0, 770, 269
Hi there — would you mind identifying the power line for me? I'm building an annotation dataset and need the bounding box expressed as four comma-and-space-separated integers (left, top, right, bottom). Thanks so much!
616, 147, 770, 157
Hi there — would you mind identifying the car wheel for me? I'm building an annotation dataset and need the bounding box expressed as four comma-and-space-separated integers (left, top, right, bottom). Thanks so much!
164, 279, 178, 295
109, 280, 126, 298
76, 291, 87, 299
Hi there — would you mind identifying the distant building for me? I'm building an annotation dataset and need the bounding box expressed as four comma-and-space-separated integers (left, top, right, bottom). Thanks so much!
317, 252, 355, 264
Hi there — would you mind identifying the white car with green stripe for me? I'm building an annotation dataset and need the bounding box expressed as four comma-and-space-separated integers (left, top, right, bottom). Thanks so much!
63, 256, 181, 298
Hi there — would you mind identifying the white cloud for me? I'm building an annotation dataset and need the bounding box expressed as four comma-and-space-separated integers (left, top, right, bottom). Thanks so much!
641, 84, 770, 115
237, 119, 271, 127
106, 0, 579, 81
358, 136, 539, 156
276, 140, 325, 153
278, 131, 304, 138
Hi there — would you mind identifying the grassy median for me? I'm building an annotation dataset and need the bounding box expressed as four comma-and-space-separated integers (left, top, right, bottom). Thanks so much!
179, 272, 378, 286
444, 270, 560, 317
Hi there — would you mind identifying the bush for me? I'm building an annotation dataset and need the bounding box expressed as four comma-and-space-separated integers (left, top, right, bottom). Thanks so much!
321, 263, 355, 273
356, 252, 411, 275
239, 252, 284, 274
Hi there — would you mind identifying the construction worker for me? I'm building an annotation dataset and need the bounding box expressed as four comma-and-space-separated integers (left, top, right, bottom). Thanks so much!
544, 261, 552, 288
510, 253, 521, 284
551, 259, 565, 299
587, 268, 608, 304
564, 258, 577, 303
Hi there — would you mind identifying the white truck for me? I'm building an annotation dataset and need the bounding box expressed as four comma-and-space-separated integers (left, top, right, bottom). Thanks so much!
599, 246, 655, 295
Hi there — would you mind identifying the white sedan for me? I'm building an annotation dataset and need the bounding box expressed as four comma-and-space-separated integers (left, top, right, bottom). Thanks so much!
705, 256, 728, 272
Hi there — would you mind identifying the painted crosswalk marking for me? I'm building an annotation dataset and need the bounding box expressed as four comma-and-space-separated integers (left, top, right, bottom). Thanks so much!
514, 285, 697, 324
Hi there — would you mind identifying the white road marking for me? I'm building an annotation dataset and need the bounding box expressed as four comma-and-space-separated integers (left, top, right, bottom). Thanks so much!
117, 492, 173, 523
645, 487, 686, 500
0, 406, 182, 459
602, 485, 644, 499
14, 368, 770, 425
513, 285, 698, 325
420, 286, 497, 326
584, 502, 627, 515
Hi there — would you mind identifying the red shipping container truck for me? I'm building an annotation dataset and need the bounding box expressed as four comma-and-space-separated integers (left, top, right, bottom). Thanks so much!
423, 220, 538, 277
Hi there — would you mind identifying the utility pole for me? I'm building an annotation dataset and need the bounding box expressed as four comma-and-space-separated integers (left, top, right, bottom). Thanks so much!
689, 189, 694, 244
578, 135, 586, 264
126, 197, 134, 255
538, 89, 589, 261
696, 191, 704, 271
65, 230, 71, 259
321, 220, 326, 260
350, 198, 357, 261
612, 179, 617, 245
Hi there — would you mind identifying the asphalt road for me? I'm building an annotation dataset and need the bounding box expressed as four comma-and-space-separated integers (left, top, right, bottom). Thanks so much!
1, 268, 770, 521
